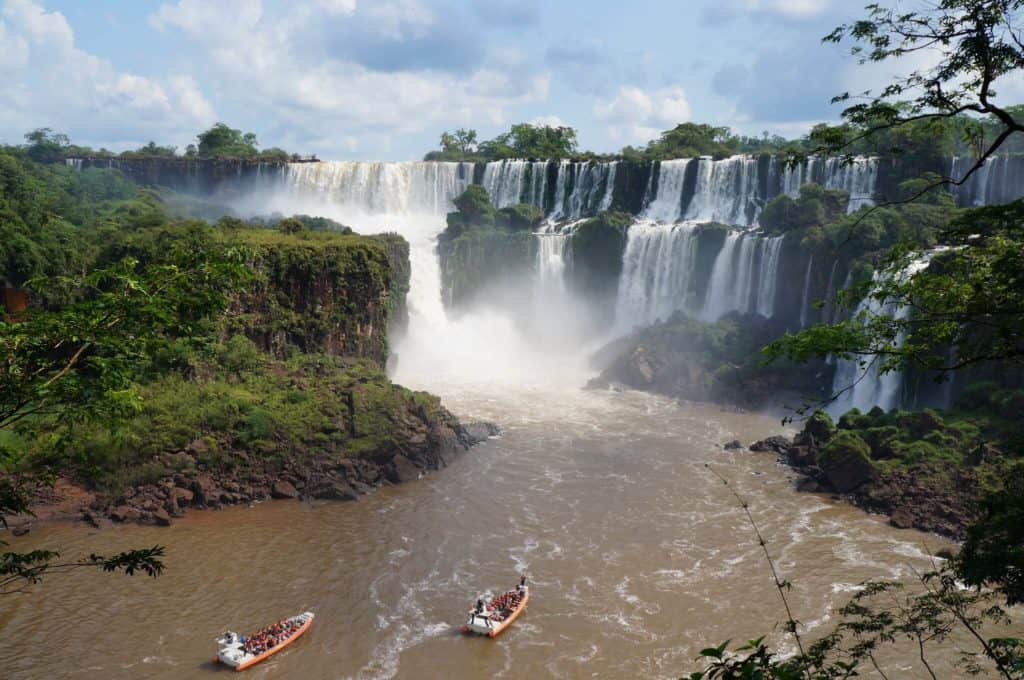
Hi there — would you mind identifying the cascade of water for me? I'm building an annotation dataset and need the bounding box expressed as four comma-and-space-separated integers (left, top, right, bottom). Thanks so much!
755, 236, 785, 318
684, 156, 762, 226
950, 155, 1024, 206
783, 156, 878, 211
700, 232, 763, 321
535, 224, 568, 299
822, 259, 840, 324
829, 258, 932, 415
642, 159, 691, 223
614, 221, 702, 331
798, 255, 814, 328
284, 161, 473, 216
823, 157, 878, 211
599, 161, 618, 212
548, 161, 619, 220
701, 233, 740, 321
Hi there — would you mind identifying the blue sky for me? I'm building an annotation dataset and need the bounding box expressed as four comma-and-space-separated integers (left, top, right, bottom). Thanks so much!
0, 0, 897, 159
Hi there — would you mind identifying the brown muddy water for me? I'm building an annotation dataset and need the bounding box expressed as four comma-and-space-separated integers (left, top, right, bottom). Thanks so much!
0, 383, 988, 679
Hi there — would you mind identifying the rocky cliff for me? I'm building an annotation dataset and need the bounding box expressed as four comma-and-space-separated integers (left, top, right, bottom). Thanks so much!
223, 230, 397, 365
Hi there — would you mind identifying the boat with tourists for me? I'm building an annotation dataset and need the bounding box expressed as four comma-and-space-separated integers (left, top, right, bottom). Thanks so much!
215, 611, 314, 671
463, 576, 529, 638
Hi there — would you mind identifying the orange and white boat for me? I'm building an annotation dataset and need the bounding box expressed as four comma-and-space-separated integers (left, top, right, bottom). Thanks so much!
215, 611, 314, 671
462, 585, 529, 638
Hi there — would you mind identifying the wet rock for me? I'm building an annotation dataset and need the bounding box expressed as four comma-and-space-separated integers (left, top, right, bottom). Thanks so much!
723, 440, 743, 450
12, 524, 30, 537
271, 480, 299, 499
110, 505, 141, 523
82, 510, 105, 528
786, 445, 818, 468
889, 508, 915, 529
464, 421, 501, 444
170, 487, 194, 508
750, 435, 792, 455
153, 508, 172, 526
796, 477, 822, 493
387, 455, 422, 484
313, 482, 360, 501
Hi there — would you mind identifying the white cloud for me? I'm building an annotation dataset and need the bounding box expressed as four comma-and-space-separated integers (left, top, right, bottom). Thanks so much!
148, 0, 551, 156
0, 0, 215, 148
594, 85, 691, 146
529, 115, 567, 128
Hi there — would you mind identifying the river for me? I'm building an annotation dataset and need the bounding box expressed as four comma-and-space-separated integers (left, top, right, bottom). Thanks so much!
1, 378, 958, 679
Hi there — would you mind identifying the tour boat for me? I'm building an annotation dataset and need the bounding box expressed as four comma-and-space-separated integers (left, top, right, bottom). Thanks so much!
215, 611, 314, 671
462, 586, 529, 638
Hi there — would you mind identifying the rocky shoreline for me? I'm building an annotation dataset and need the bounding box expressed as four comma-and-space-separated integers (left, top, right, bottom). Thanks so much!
13, 421, 500, 533
748, 423, 980, 541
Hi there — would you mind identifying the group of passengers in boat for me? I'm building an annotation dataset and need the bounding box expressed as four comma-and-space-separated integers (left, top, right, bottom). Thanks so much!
473, 576, 528, 623
242, 618, 300, 655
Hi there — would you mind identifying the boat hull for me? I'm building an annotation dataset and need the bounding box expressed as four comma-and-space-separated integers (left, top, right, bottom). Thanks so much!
463, 590, 529, 638
217, 612, 314, 671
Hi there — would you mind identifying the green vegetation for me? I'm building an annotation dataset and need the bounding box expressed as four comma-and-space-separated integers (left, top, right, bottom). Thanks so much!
0, 134, 419, 594
565, 211, 633, 300
20, 123, 306, 164
426, 123, 579, 161
437, 186, 536, 307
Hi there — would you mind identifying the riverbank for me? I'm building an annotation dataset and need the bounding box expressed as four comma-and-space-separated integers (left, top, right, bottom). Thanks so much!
11, 418, 499, 533
749, 399, 1022, 540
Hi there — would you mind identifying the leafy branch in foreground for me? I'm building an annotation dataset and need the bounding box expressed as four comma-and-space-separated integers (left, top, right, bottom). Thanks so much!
763, 199, 1024, 415
793, 1, 1024, 245
0, 546, 165, 595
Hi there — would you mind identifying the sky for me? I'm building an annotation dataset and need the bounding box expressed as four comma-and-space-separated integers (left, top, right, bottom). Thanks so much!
0, 0, 928, 160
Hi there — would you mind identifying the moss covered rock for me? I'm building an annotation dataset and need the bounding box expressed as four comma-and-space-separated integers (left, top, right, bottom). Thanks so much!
820, 430, 876, 493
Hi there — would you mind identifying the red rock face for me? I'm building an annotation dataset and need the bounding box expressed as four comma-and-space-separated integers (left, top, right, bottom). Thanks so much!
2, 286, 30, 319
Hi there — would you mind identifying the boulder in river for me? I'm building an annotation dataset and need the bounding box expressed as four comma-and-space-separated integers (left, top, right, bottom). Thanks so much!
723, 440, 743, 450
271, 480, 299, 499
819, 431, 877, 493
749, 435, 792, 455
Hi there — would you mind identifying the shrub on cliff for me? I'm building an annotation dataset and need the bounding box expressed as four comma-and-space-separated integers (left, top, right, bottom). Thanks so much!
453, 185, 495, 224
496, 203, 544, 231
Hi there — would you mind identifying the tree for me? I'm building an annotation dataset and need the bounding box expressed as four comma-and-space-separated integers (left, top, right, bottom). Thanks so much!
642, 122, 738, 160
765, 199, 1024, 395
24, 128, 70, 164
814, 0, 1024, 199
440, 128, 478, 155
196, 123, 260, 158
1, 243, 249, 594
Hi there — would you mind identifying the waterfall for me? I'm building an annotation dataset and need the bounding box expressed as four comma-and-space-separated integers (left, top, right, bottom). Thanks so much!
478, 160, 617, 220
599, 161, 618, 212
798, 256, 814, 328
782, 156, 878, 211
640, 155, 876, 227
684, 155, 762, 225
614, 221, 701, 331
642, 159, 691, 223
283, 161, 473, 216
535, 225, 568, 300
823, 157, 878, 211
755, 236, 784, 318
550, 161, 618, 220
698, 232, 785, 322
950, 155, 1024, 206
829, 258, 932, 416
821, 260, 840, 324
